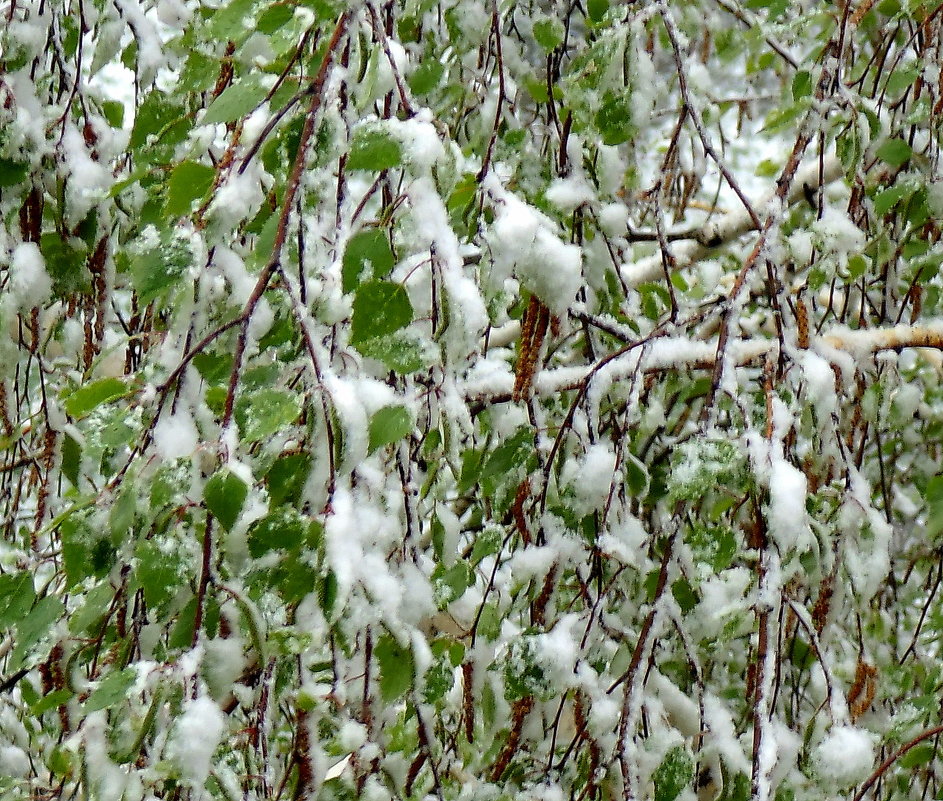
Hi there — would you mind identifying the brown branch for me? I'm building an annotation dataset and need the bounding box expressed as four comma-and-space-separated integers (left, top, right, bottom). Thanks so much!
853, 725, 943, 801
222, 10, 351, 432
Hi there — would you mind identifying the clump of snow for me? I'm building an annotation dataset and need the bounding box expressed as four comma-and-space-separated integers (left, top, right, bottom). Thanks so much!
168, 695, 226, 786
9, 242, 52, 309
767, 457, 811, 553
801, 351, 837, 417
396, 111, 444, 172
597, 514, 647, 568
545, 175, 594, 213
485, 179, 582, 315
813, 725, 875, 787
0, 744, 29, 777
813, 207, 866, 267
598, 202, 629, 235
561, 443, 616, 513
153, 408, 199, 461
339, 720, 368, 751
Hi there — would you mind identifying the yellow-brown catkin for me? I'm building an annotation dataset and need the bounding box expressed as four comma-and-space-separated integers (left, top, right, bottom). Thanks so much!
812, 571, 835, 634
850, 0, 876, 27
848, 659, 877, 721
795, 296, 810, 349
294, 706, 313, 797
0, 381, 13, 438
910, 284, 923, 324
462, 661, 474, 742
512, 478, 532, 546
513, 296, 538, 401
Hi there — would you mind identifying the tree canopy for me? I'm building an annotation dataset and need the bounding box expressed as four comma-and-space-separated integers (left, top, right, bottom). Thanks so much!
1, 1, 943, 800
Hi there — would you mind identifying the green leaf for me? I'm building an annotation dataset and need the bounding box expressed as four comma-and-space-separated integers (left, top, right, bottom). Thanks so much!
876, 137, 912, 168
587, 0, 609, 22
85, 667, 137, 712
351, 280, 413, 345
265, 453, 312, 506
595, 91, 635, 146
40, 232, 89, 296
165, 160, 216, 217
204, 470, 248, 531
368, 406, 413, 453
671, 577, 698, 614
342, 229, 395, 293
109, 487, 137, 539
247, 508, 309, 558
925, 474, 943, 541
9, 595, 65, 670
533, 17, 565, 51
898, 742, 935, 768
32, 688, 72, 716
235, 388, 303, 442
432, 562, 474, 606
356, 334, 425, 374
376, 634, 414, 702
61, 433, 82, 488
873, 183, 913, 216
886, 65, 920, 95
135, 540, 180, 611
792, 70, 812, 100
481, 428, 533, 497
62, 518, 116, 587
69, 582, 116, 634
347, 126, 403, 171
202, 76, 270, 125
63, 377, 128, 419
0, 572, 36, 630
0, 158, 29, 187
653, 746, 694, 801
408, 60, 445, 95
208, 0, 255, 39
131, 234, 193, 303
257, 3, 294, 33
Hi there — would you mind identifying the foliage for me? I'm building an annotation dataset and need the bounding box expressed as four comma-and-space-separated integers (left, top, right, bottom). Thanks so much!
1, 2, 943, 801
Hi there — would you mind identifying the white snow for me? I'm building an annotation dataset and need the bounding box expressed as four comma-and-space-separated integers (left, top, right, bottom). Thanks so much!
168, 695, 226, 787
561, 443, 616, 514
813, 725, 875, 787
813, 207, 866, 265
9, 241, 52, 309
153, 408, 199, 461
485, 176, 583, 315
767, 457, 809, 552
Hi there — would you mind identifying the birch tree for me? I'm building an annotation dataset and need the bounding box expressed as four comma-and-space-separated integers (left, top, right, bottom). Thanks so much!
1, 2, 942, 801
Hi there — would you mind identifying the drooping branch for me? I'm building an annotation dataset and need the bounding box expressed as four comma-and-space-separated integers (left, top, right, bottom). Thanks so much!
620, 153, 843, 288
465, 321, 943, 405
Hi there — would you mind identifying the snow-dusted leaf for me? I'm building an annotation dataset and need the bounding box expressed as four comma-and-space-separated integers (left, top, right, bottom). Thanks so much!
350, 280, 413, 345
342, 228, 395, 293
165, 160, 216, 217
235, 388, 303, 443
247, 508, 309, 558
368, 405, 412, 452
652, 746, 694, 801
347, 126, 403, 171
376, 634, 414, 702
85, 667, 136, 712
201, 76, 269, 126
356, 333, 425, 374
204, 469, 248, 531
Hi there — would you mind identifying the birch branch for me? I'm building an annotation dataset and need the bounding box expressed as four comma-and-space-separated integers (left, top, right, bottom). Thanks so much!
464, 321, 943, 404
620, 153, 844, 288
